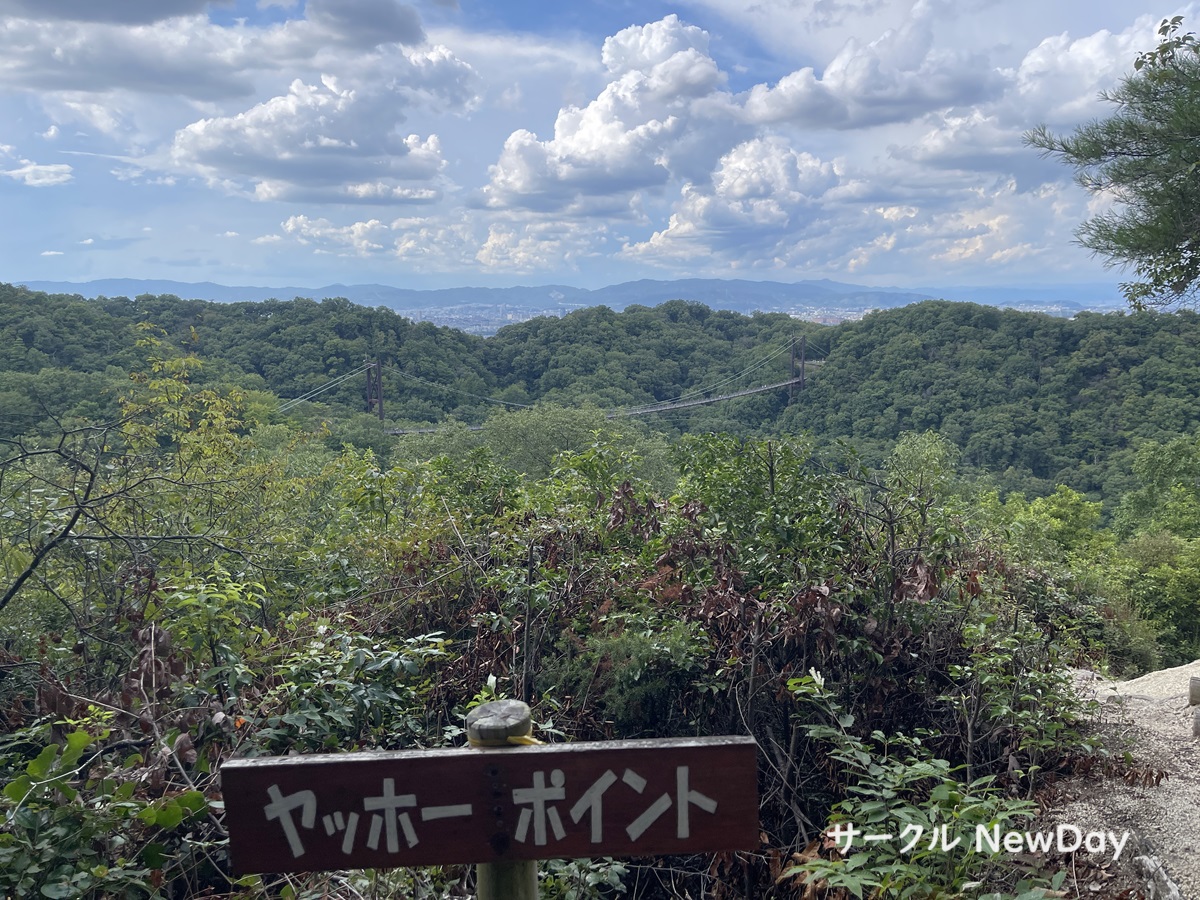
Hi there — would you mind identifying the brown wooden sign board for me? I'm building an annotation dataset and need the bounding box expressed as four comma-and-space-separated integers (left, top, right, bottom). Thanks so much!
221, 736, 758, 875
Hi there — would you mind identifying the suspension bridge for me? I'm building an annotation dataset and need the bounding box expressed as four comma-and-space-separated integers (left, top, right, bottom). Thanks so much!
277, 335, 825, 435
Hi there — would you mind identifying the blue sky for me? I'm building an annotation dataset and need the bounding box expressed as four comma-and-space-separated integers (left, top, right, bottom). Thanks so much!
0, 0, 1185, 291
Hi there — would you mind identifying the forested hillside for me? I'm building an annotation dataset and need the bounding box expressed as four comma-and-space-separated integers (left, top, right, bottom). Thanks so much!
5, 282, 1200, 503
782, 302, 1200, 500
0, 283, 805, 437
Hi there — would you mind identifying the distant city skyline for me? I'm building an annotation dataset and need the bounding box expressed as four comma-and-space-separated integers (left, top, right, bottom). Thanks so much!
0, 0, 1181, 292
16, 275, 1128, 336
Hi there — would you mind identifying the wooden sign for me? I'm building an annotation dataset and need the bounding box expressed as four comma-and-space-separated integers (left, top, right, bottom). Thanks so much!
221, 736, 758, 875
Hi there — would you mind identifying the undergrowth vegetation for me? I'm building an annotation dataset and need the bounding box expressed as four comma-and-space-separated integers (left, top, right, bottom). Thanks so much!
0, 344, 1154, 899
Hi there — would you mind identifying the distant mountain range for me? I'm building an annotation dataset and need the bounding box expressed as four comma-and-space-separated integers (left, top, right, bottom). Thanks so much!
13, 277, 1127, 333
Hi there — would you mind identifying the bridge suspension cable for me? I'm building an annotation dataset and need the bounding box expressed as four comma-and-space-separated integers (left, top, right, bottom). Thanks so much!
610, 336, 803, 416
380, 364, 532, 409
281, 333, 826, 432
278, 363, 373, 412
609, 376, 809, 417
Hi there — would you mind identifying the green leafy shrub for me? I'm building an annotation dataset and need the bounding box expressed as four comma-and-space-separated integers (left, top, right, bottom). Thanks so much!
0, 727, 207, 899
784, 674, 1058, 899
250, 624, 451, 753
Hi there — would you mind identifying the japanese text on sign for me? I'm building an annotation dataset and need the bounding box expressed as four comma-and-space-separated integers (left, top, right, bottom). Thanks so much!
264, 764, 717, 859
222, 736, 758, 874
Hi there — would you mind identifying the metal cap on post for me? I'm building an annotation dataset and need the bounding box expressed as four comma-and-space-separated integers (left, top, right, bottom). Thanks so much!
467, 700, 539, 900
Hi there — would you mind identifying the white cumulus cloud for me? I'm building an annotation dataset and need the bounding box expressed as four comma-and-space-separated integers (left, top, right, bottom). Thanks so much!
625, 136, 841, 261
167, 73, 457, 203
740, 0, 1001, 129
0, 16, 261, 101
282, 214, 390, 254
474, 221, 606, 271
483, 15, 732, 213
1004, 17, 1158, 127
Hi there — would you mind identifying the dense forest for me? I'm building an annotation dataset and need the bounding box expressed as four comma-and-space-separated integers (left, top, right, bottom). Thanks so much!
6, 282, 1200, 501
3, 283, 1200, 898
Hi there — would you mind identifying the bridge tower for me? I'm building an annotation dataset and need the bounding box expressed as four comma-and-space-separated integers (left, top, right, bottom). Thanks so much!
788, 334, 806, 402
365, 359, 384, 421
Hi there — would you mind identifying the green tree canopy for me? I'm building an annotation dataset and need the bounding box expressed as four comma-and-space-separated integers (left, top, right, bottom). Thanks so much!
1026, 17, 1200, 309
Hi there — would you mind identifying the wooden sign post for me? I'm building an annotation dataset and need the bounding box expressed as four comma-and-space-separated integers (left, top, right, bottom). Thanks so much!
467, 700, 540, 900
221, 711, 759, 894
